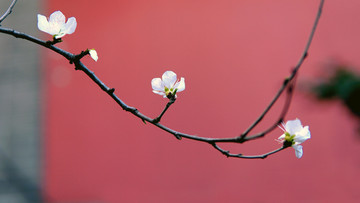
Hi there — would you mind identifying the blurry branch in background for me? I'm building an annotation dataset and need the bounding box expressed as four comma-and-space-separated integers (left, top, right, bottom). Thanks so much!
311, 63, 360, 130
0, 0, 17, 25
0, 0, 324, 159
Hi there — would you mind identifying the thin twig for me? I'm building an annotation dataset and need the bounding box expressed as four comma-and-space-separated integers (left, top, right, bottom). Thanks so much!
0, 0, 18, 25
211, 143, 287, 159
153, 97, 176, 123
0, 0, 325, 159
243, 80, 296, 142
240, 0, 324, 138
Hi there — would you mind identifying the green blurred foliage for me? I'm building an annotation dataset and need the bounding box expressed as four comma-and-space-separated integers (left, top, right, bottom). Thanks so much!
312, 66, 360, 118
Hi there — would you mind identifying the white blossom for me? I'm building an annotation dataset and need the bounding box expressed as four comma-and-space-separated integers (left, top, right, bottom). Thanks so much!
37, 11, 77, 39
89, 49, 98, 62
277, 119, 311, 158
151, 71, 185, 98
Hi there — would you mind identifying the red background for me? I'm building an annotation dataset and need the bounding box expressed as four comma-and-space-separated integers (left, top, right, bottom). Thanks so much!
43, 0, 360, 202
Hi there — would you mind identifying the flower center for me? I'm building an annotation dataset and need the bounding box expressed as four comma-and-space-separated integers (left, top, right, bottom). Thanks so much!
164, 87, 177, 97
284, 132, 295, 146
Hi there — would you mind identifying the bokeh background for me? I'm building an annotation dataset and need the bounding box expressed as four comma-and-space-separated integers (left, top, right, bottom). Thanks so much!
1, 0, 360, 202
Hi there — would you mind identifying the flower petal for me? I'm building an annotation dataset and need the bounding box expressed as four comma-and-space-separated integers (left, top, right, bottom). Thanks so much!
151, 78, 164, 92
49, 11, 65, 25
294, 126, 311, 143
89, 49, 98, 62
37, 14, 50, 33
64, 17, 77, 34
162, 71, 177, 88
285, 119, 303, 135
152, 90, 166, 97
292, 144, 303, 158
174, 77, 185, 92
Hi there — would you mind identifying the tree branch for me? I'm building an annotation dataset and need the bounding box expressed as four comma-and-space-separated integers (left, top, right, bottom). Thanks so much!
153, 97, 176, 123
0, 0, 325, 159
0, 0, 18, 25
240, 0, 324, 138
211, 143, 288, 159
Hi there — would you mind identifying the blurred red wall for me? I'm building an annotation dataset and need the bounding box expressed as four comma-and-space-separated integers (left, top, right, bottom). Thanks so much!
43, 0, 360, 202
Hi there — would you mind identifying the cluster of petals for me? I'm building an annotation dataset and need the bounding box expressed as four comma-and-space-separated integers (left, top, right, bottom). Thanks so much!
37, 11, 77, 39
151, 71, 185, 98
277, 119, 311, 158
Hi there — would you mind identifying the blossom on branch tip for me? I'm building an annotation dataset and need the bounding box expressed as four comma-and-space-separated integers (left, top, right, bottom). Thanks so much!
277, 119, 311, 158
151, 71, 185, 99
89, 49, 98, 61
37, 11, 77, 39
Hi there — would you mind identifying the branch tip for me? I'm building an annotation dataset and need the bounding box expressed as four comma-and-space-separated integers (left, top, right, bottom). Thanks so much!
173, 133, 182, 140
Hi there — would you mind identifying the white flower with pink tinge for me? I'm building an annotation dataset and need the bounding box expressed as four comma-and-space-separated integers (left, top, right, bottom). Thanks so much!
151, 71, 185, 99
277, 119, 311, 158
37, 11, 77, 39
